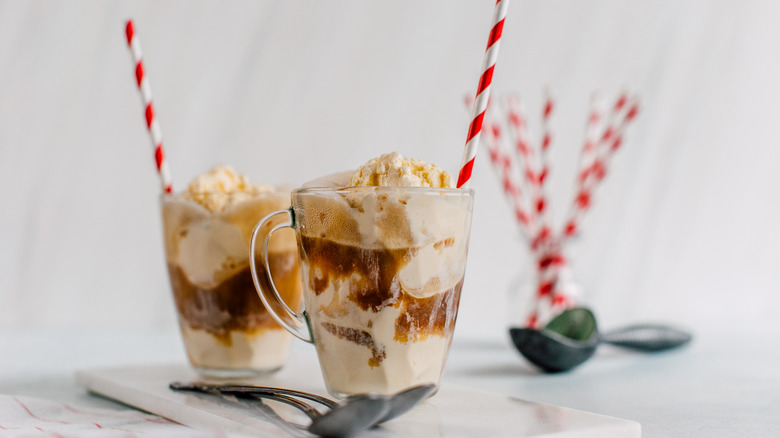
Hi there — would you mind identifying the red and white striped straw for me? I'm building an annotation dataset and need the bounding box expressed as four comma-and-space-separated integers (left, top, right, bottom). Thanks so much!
563, 94, 639, 238
589, 96, 639, 188
457, 0, 510, 189
533, 88, 555, 248
125, 20, 173, 194
485, 120, 534, 237
464, 94, 533, 237
578, 92, 606, 183
526, 245, 574, 328
562, 93, 605, 237
585, 92, 628, 182
539, 88, 555, 181
506, 94, 536, 212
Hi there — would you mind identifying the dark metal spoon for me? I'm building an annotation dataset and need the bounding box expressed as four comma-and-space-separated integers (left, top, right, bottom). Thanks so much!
378, 384, 435, 423
170, 382, 434, 437
170, 382, 338, 409
307, 393, 389, 437
509, 307, 692, 373
306, 393, 389, 437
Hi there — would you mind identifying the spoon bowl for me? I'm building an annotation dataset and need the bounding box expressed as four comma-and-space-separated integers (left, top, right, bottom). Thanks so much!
510, 307, 599, 373
379, 384, 436, 423
308, 393, 389, 437
509, 326, 598, 373
309, 384, 435, 436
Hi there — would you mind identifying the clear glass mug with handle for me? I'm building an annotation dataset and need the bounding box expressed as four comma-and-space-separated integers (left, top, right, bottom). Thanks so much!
250, 186, 474, 398
161, 190, 303, 377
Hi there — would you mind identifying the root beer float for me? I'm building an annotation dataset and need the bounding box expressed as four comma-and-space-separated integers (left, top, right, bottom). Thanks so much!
162, 165, 302, 376
252, 153, 474, 397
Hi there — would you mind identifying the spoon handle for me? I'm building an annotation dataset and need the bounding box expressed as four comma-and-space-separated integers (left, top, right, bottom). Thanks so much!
600, 324, 692, 352
245, 392, 322, 422
170, 382, 339, 409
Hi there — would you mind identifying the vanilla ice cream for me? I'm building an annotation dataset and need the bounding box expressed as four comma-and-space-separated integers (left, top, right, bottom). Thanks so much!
293, 153, 472, 396
350, 152, 453, 188
161, 165, 301, 376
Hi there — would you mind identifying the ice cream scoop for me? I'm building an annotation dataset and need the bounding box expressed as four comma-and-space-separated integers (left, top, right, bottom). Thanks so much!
509, 307, 692, 373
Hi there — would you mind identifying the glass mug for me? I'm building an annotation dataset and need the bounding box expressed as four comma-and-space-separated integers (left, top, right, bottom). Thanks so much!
161, 190, 303, 377
250, 186, 474, 398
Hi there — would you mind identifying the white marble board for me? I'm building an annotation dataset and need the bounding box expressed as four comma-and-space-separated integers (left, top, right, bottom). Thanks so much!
75, 364, 640, 437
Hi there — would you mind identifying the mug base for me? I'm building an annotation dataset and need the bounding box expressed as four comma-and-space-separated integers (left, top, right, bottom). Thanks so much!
193, 366, 282, 379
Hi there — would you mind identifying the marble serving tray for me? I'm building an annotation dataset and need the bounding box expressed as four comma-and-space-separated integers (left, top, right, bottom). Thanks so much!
75, 363, 640, 437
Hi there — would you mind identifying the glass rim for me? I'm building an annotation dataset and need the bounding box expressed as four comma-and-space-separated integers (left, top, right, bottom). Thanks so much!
160, 189, 292, 199
292, 186, 474, 196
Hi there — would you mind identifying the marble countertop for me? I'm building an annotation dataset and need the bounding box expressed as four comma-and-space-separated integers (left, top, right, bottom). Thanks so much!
0, 328, 776, 437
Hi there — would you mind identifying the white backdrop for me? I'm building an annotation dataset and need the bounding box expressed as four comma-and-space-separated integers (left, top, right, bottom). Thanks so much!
1, 0, 778, 338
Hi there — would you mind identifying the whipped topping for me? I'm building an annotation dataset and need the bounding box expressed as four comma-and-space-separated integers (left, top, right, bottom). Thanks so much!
349, 152, 453, 188
185, 164, 274, 213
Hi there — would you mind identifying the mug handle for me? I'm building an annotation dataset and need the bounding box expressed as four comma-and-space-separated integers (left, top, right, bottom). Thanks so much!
249, 208, 313, 343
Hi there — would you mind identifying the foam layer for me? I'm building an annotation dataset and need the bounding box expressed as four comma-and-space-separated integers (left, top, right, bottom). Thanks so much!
162, 193, 295, 288
302, 170, 353, 189
298, 153, 462, 250
295, 188, 470, 252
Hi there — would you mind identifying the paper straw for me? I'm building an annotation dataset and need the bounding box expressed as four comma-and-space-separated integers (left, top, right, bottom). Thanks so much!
562, 94, 639, 239
526, 245, 573, 328
578, 92, 607, 184
485, 120, 533, 237
506, 94, 537, 224
533, 88, 555, 248
588, 96, 639, 188
540, 88, 555, 179
464, 93, 533, 237
125, 20, 173, 194
562, 93, 606, 237
457, 0, 510, 189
